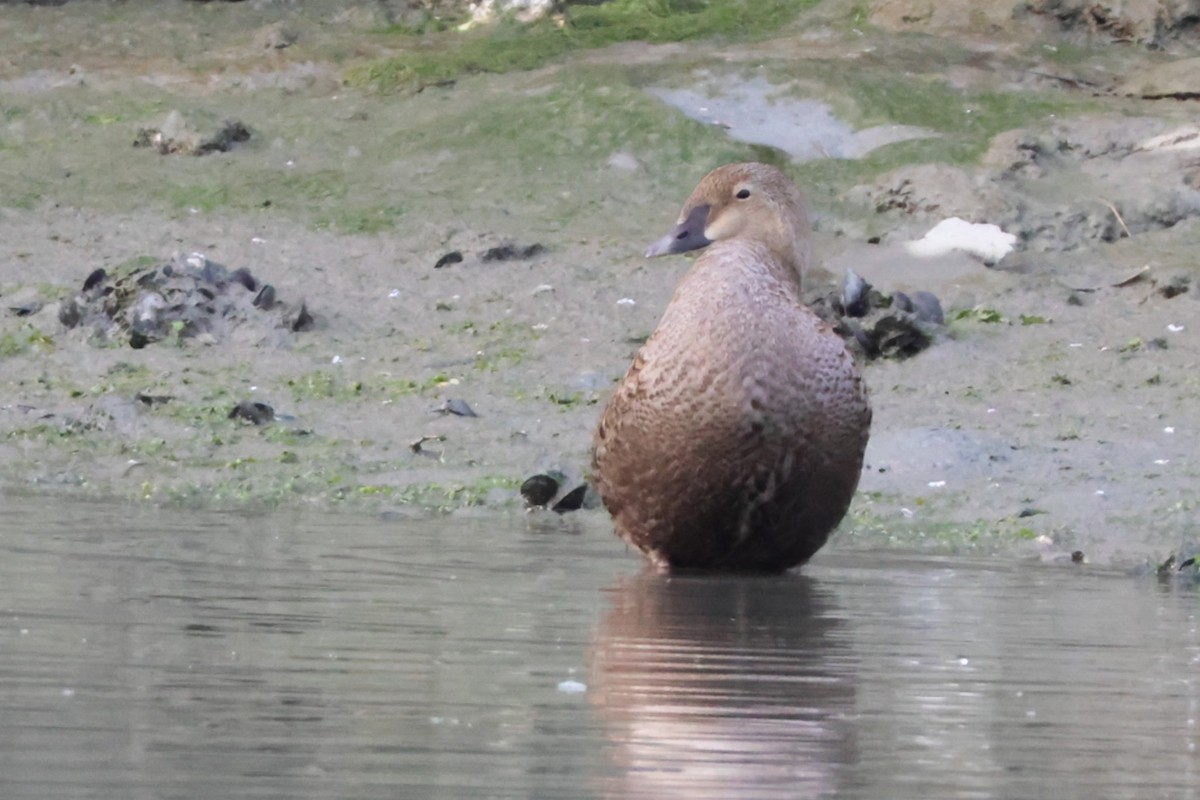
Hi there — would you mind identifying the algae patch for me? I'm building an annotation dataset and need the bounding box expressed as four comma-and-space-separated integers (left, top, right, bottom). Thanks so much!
349, 0, 821, 91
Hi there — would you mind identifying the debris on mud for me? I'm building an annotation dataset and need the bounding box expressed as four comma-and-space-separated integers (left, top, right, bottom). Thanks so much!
810, 270, 944, 361
481, 242, 545, 262
410, 434, 447, 458
58, 253, 313, 348
133, 110, 251, 156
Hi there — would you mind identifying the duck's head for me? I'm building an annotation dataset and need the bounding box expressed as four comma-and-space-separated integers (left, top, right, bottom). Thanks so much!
645, 162, 812, 278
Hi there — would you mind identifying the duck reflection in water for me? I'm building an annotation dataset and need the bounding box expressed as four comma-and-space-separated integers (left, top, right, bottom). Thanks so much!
589, 572, 857, 798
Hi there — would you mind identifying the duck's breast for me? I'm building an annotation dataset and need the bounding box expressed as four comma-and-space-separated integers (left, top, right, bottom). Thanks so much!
594, 242, 869, 565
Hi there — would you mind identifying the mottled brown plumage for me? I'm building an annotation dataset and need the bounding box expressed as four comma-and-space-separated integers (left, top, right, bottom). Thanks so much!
592, 162, 871, 572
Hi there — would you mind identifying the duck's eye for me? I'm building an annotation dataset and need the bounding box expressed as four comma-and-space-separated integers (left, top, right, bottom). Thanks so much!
735, 188, 751, 200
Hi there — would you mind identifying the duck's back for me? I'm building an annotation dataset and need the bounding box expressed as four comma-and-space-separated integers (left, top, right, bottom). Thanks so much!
593, 240, 870, 571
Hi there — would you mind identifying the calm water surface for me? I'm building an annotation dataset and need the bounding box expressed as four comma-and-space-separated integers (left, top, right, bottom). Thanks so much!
1, 498, 1197, 799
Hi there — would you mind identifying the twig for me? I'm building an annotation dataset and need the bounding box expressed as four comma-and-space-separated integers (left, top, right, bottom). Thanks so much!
1099, 197, 1131, 239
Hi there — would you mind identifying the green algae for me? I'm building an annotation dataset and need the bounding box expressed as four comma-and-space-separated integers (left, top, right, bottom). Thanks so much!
0, 323, 55, 357
350, 0, 822, 92
284, 369, 453, 403
313, 203, 404, 234
842, 494, 1049, 554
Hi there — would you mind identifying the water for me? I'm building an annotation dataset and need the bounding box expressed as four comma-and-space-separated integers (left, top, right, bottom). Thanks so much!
1, 499, 1197, 799
648, 75, 936, 162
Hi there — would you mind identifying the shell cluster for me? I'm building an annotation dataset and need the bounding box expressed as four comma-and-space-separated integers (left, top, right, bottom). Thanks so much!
59, 253, 312, 348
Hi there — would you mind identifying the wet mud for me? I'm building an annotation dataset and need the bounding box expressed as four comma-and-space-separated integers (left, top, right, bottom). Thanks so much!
1, 0, 1198, 568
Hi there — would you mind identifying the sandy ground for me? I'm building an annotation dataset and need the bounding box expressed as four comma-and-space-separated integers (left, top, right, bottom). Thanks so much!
1, 0, 1198, 568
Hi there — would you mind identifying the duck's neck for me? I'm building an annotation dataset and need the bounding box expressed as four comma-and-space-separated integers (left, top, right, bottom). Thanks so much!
703, 239, 806, 295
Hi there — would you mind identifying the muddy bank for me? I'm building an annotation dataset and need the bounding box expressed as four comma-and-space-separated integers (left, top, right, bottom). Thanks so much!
0, 0, 1197, 568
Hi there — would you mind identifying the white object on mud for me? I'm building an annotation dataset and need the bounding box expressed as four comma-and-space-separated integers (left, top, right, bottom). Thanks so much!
904, 217, 1017, 264
556, 679, 587, 694
463, 0, 555, 26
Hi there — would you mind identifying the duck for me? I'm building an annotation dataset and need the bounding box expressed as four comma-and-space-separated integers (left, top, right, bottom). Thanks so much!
592, 162, 871, 572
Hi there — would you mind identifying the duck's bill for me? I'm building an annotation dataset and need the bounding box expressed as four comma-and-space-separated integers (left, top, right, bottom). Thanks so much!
645, 204, 712, 258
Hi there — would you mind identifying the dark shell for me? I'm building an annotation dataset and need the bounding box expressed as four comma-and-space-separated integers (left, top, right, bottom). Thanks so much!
10, 301, 42, 317
229, 267, 258, 292
434, 251, 463, 269
291, 301, 314, 332
520, 474, 559, 507
82, 268, 107, 292
440, 398, 477, 418
253, 284, 276, 310
228, 401, 275, 425
481, 243, 544, 262
841, 268, 871, 318
910, 291, 944, 325
552, 484, 588, 514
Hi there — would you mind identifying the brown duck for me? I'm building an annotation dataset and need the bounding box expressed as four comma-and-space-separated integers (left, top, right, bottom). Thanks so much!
592, 162, 871, 572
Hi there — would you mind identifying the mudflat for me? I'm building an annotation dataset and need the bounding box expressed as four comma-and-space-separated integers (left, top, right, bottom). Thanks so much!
1, 0, 1197, 568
